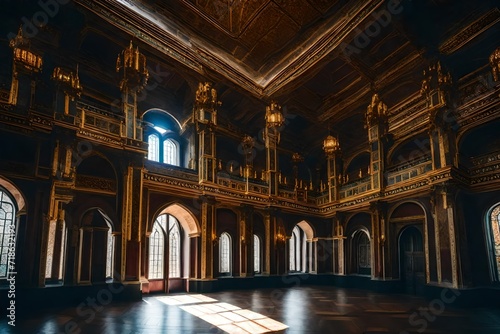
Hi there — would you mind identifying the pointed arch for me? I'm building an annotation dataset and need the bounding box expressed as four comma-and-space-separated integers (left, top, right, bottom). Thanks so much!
0, 176, 26, 212
156, 203, 200, 237
485, 202, 500, 282
297, 220, 314, 241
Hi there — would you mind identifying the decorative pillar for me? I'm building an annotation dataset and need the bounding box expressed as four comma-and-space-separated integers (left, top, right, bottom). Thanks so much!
116, 41, 149, 140
308, 238, 318, 273
8, 27, 43, 110
240, 204, 254, 277
429, 183, 470, 288
242, 135, 255, 193
490, 46, 500, 82
193, 82, 220, 183
121, 166, 143, 282
369, 201, 387, 279
421, 62, 456, 169
365, 93, 389, 190
332, 213, 346, 275
323, 135, 341, 202
52, 66, 82, 116
199, 195, 216, 279
264, 101, 284, 197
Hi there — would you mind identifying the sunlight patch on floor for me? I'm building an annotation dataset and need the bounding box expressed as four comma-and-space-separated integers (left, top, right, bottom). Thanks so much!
156, 294, 288, 333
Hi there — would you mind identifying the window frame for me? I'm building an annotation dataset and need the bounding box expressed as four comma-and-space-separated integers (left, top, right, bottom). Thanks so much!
219, 232, 232, 276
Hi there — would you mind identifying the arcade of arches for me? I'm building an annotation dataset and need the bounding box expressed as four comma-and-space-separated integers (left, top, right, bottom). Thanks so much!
1, 0, 500, 327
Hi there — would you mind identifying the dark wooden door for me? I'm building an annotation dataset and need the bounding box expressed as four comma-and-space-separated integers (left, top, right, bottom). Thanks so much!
400, 227, 424, 294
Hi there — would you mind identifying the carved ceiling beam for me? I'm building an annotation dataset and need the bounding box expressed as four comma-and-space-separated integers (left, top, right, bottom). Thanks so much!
75, 0, 384, 99
439, 8, 500, 55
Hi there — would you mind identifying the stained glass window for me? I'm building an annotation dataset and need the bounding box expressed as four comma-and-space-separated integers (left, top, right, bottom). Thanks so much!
358, 232, 371, 269
289, 231, 295, 271
106, 221, 114, 279
490, 205, 500, 280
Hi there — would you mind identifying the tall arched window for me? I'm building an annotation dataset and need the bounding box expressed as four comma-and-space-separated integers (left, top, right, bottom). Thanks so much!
0, 188, 15, 279
254, 234, 260, 273
106, 221, 114, 279
149, 222, 165, 279
290, 226, 302, 272
487, 204, 500, 281
148, 134, 160, 162
163, 139, 178, 165
220, 232, 231, 275
168, 216, 180, 278
148, 214, 183, 280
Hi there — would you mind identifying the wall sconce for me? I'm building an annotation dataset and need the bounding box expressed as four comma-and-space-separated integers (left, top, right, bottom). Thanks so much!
276, 226, 286, 243
212, 233, 219, 245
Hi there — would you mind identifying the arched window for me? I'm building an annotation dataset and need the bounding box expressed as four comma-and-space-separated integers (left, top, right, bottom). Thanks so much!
149, 222, 165, 279
290, 226, 302, 272
148, 134, 160, 162
163, 139, 178, 165
487, 204, 500, 281
168, 216, 180, 278
0, 188, 15, 279
106, 221, 114, 279
220, 232, 231, 275
148, 213, 183, 280
254, 234, 260, 273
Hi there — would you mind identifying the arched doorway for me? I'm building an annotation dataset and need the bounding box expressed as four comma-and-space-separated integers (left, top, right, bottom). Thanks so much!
289, 221, 315, 273
485, 203, 500, 282
352, 230, 371, 276
78, 208, 114, 284
399, 226, 424, 294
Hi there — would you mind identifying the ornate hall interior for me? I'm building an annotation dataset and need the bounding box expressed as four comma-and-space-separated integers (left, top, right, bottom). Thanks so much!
0, 0, 500, 333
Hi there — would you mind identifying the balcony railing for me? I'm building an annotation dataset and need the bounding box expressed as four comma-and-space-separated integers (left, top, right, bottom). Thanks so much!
386, 156, 432, 185
339, 176, 371, 199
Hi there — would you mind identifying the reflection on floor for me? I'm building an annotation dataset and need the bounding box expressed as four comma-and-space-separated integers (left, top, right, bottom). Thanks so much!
6, 286, 500, 333
156, 294, 288, 333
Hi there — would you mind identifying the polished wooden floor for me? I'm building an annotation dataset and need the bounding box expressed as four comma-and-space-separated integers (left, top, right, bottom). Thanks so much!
3, 286, 500, 334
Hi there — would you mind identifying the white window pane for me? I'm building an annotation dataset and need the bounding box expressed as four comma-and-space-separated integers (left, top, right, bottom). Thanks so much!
254, 235, 260, 273
0, 190, 15, 279
220, 233, 231, 273
148, 134, 160, 162
163, 139, 178, 166
149, 223, 165, 279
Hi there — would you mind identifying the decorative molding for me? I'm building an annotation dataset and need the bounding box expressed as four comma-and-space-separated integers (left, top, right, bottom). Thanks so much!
75, 175, 117, 193
439, 9, 500, 55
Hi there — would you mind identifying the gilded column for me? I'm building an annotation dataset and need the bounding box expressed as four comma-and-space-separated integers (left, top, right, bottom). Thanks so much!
369, 201, 387, 279
332, 213, 346, 275
199, 195, 216, 279
8, 27, 43, 110
240, 204, 254, 277
264, 101, 284, 197
193, 82, 220, 183
116, 41, 149, 140
322, 134, 341, 202
52, 66, 82, 116
421, 62, 456, 169
365, 93, 389, 190
430, 184, 470, 288
121, 166, 143, 282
